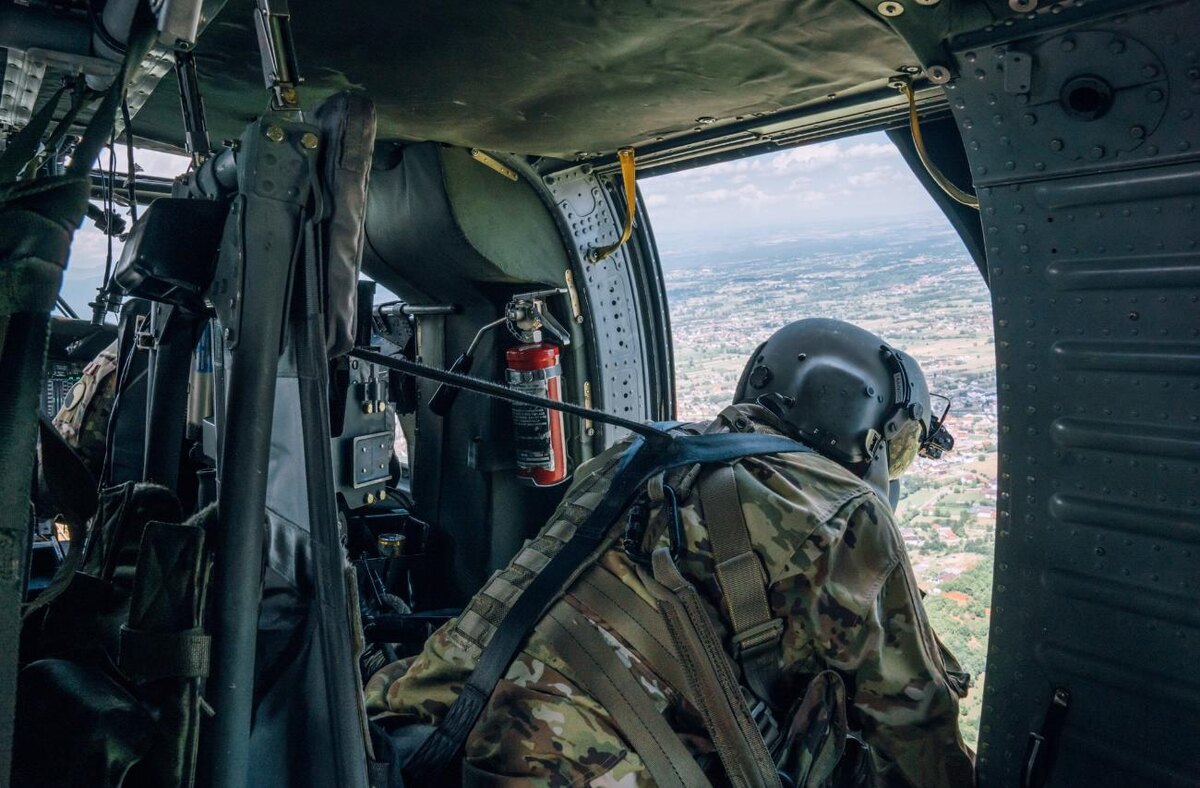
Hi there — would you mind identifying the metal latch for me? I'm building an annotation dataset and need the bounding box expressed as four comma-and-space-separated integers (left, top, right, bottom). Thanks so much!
1022, 687, 1071, 788
1004, 50, 1033, 94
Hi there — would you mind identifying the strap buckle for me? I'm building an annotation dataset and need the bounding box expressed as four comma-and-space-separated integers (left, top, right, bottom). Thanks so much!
742, 686, 783, 758
731, 618, 784, 660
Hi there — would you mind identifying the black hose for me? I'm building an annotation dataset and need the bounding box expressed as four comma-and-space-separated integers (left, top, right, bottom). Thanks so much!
121, 97, 137, 222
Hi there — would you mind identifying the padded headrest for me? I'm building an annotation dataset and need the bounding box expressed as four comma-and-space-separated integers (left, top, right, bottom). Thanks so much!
363, 143, 570, 305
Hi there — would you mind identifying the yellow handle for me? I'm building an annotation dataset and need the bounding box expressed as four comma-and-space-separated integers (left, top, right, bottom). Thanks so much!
900, 82, 979, 209
590, 147, 638, 263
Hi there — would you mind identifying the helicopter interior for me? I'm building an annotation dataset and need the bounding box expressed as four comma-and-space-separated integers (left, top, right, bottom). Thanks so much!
1, 0, 1197, 786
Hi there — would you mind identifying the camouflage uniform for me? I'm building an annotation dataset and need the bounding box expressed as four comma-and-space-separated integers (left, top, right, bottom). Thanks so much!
52, 340, 119, 480
367, 404, 975, 787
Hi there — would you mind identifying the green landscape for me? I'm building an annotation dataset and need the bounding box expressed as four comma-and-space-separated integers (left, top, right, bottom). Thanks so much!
661, 223, 997, 747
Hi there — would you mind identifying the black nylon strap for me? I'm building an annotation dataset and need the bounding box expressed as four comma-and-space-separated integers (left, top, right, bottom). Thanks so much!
404, 431, 811, 776
37, 413, 98, 528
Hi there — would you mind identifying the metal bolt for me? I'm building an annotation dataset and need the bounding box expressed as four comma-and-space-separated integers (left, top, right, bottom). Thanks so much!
1142, 65, 1159, 79
1130, 125, 1145, 139
363, 401, 376, 414
914, 0, 939, 5
1061, 37, 1076, 52
877, 1, 904, 17
1089, 145, 1106, 159
1147, 89, 1164, 103
1109, 39, 1126, 54
377, 400, 387, 411
695, 116, 717, 125
379, 489, 387, 501
365, 493, 376, 505
300, 132, 319, 150
927, 65, 952, 84
1049, 138, 1064, 151
265, 126, 285, 143
1008, 0, 1037, 11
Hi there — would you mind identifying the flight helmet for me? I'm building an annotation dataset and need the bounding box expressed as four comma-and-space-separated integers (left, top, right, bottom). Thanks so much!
733, 318, 952, 478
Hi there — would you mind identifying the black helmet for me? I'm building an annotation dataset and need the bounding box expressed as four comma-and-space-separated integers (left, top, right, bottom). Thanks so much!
733, 319, 950, 477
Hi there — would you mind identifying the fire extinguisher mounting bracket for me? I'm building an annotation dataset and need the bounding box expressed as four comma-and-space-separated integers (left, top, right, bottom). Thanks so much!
504, 288, 571, 347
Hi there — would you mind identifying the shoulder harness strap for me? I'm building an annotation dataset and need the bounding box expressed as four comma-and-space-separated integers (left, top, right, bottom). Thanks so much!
702, 406, 786, 706
646, 547, 782, 788
537, 601, 712, 788
568, 566, 689, 703
699, 463, 783, 706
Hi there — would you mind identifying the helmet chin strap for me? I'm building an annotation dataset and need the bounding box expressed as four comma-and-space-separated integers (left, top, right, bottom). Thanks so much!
861, 451, 896, 512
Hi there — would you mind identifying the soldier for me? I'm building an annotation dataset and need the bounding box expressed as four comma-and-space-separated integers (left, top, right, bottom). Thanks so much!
367, 319, 975, 787
52, 339, 119, 481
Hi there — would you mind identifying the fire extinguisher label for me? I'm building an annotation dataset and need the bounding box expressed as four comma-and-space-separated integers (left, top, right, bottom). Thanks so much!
509, 379, 554, 470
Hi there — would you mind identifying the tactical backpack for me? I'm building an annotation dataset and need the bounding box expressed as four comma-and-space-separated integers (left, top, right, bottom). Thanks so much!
16, 480, 213, 787
386, 409, 869, 788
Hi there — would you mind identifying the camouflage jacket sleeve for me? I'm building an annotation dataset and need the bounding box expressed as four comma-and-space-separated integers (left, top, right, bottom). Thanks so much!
800, 497, 975, 788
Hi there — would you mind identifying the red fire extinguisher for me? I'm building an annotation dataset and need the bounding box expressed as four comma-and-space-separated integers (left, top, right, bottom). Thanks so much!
427, 287, 573, 486
505, 342, 568, 487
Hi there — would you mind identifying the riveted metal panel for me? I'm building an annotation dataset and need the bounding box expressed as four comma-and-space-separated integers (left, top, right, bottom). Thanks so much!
543, 169, 665, 446
943, 1, 1200, 785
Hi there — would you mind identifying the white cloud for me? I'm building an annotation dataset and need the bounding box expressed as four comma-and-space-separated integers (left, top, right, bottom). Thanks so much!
847, 166, 905, 187
134, 148, 190, 177
689, 184, 773, 205
842, 142, 896, 159
67, 225, 118, 275
767, 143, 841, 174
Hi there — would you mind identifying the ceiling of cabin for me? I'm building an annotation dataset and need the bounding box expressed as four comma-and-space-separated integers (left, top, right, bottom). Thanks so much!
126, 0, 952, 159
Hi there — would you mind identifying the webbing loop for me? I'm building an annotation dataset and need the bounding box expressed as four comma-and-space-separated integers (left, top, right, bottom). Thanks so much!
589, 147, 637, 263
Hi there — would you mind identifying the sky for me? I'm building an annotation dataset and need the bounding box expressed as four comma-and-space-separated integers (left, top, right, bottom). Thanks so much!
638, 131, 944, 247
60, 130, 944, 313
61, 148, 191, 314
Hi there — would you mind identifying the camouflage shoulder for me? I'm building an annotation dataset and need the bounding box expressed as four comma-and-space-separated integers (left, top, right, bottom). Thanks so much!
52, 340, 119, 470
735, 450, 882, 585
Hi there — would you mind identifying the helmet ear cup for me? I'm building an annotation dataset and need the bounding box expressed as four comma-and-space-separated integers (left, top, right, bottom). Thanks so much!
886, 419, 924, 479
733, 340, 767, 404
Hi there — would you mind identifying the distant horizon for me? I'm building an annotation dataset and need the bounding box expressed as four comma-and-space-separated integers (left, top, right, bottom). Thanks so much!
60, 130, 947, 313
